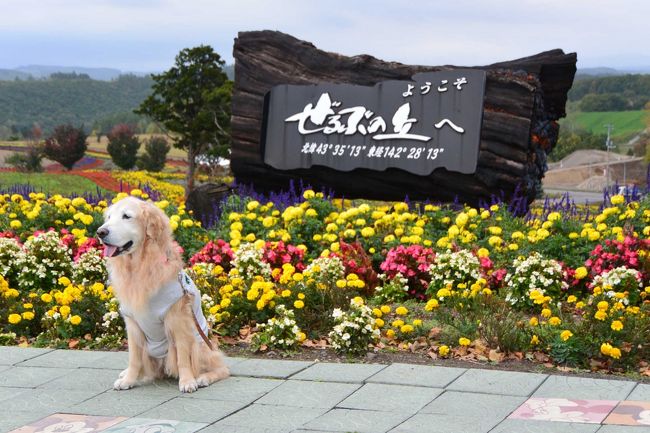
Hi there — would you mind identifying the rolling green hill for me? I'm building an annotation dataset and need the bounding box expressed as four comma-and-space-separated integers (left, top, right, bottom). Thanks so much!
0, 74, 153, 137
561, 110, 647, 139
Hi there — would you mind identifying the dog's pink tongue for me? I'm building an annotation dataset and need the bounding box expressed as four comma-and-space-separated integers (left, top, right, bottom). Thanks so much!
103, 245, 118, 257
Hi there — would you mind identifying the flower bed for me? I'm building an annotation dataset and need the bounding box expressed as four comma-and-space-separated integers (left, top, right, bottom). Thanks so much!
0, 186, 648, 374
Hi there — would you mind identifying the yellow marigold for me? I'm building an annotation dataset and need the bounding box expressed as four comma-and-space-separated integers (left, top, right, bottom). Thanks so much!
395, 306, 408, 315
21, 311, 34, 320
70, 315, 82, 325
610, 194, 624, 205
574, 267, 588, 280
10, 220, 22, 229
41, 293, 53, 303
566, 295, 577, 303
386, 329, 396, 338
560, 330, 573, 341
529, 317, 539, 326
439, 345, 450, 356
400, 324, 414, 334
530, 335, 540, 345
477, 248, 489, 258
413, 319, 422, 327
380, 305, 391, 314
541, 308, 552, 318
549, 317, 562, 326
294, 300, 304, 309
58, 276, 71, 286
375, 318, 385, 328
361, 227, 375, 238
597, 301, 609, 311
600, 342, 612, 356
458, 337, 471, 347
594, 310, 607, 321
59, 305, 71, 317
609, 347, 622, 359
372, 308, 382, 318
8, 313, 21, 324
392, 319, 404, 328
610, 320, 623, 331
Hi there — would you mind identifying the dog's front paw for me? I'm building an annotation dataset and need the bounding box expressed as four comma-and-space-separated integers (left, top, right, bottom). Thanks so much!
196, 375, 210, 388
114, 377, 136, 390
118, 368, 128, 379
179, 378, 198, 393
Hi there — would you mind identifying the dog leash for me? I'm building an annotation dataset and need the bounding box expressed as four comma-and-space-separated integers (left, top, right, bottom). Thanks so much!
177, 272, 215, 351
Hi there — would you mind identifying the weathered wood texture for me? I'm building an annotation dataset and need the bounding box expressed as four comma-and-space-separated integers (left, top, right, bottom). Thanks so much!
231, 30, 576, 205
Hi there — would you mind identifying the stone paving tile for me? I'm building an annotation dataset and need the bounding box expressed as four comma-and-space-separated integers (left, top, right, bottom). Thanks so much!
366, 363, 465, 388
17, 349, 110, 368
229, 358, 313, 379
291, 362, 387, 383
138, 397, 247, 423
628, 384, 650, 401
304, 408, 410, 433
419, 390, 526, 420
533, 375, 637, 400
389, 413, 500, 433
0, 366, 76, 388
180, 376, 283, 403
337, 383, 442, 414
103, 417, 206, 433
86, 351, 129, 370
202, 425, 292, 433
38, 368, 117, 391
2, 388, 99, 413
70, 390, 172, 417
0, 347, 53, 366
209, 404, 327, 431
446, 369, 547, 396
597, 426, 650, 432
490, 419, 602, 433
122, 379, 184, 398
256, 379, 359, 409
0, 386, 32, 402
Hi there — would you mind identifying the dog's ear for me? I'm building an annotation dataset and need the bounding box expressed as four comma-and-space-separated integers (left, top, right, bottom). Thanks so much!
142, 201, 170, 245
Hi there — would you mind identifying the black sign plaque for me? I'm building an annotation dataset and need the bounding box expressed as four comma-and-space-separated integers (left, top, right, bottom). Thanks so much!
262, 69, 486, 175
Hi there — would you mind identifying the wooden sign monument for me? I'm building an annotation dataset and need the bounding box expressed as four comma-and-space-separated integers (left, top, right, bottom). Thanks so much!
230, 30, 577, 205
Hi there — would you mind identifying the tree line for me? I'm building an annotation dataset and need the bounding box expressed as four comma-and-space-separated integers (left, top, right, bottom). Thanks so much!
569, 74, 650, 111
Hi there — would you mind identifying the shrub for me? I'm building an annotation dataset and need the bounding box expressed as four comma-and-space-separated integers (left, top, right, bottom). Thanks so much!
503, 252, 568, 308
107, 124, 140, 170
5, 145, 43, 172
138, 136, 170, 172
332, 241, 378, 294
427, 249, 483, 296
43, 124, 88, 170
262, 241, 306, 279
251, 304, 304, 351
380, 245, 435, 300
328, 298, 379, 355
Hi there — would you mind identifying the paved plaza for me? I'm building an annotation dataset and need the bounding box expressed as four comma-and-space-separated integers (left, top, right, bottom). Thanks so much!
1, 347, 649, 433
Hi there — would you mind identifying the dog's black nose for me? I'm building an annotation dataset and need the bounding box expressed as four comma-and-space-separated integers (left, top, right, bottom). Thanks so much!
97, 227, 109, 239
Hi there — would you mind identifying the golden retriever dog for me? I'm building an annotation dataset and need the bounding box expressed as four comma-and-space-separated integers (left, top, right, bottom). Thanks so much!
97, 196, 229, 393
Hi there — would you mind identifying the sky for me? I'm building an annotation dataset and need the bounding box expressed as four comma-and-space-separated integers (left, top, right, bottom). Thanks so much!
1, 0, 649, 73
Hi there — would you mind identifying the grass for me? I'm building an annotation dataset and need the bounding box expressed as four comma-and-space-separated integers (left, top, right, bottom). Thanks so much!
561, 110, 648, 139
0, 172, 108, 196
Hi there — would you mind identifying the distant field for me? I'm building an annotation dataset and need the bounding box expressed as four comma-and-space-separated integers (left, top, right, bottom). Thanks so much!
0, 134, 188, 160
561, 110, 647, 139
0, 172, 108, 195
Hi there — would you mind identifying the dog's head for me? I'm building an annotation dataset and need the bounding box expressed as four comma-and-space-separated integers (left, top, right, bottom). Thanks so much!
96, 196, 170, 258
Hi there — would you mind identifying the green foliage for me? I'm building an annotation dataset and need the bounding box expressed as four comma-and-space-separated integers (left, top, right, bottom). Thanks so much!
0, 75, 153, 137
135, 45, 232, 192
549, 128, 607, 161
561, 110, 646, 141
579, 93, 628, 111
138, 136, 170, 172
43, 124, 88, 170
107, 124, 140, 170
569, 74, 650, 110
0, 172, 106, 196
